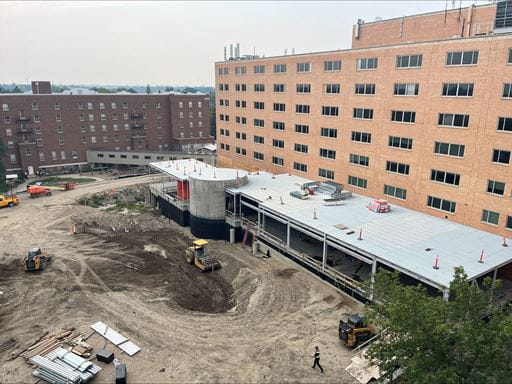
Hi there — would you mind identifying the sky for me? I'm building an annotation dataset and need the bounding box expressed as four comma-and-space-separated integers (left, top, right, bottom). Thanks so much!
0, 0, 482, 86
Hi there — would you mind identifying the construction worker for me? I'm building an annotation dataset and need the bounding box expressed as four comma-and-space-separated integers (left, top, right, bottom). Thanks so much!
311, 346, 324, 373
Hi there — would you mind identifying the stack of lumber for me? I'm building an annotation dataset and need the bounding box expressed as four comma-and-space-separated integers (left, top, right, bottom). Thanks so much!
20, 328, 76, 363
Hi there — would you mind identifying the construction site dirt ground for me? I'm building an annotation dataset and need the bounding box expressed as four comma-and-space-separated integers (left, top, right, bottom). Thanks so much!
0, 175, 362, 383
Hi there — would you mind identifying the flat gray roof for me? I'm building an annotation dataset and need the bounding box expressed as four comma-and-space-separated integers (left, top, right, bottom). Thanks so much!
150, 159, 247, 182
227, 172, 512, 289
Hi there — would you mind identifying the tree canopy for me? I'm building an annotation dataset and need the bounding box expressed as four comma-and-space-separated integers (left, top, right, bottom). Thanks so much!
366, 267, 512, 384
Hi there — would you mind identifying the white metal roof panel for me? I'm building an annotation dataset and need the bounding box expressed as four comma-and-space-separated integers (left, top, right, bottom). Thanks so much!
90, 321, 141, 356
227, 172, 512, 289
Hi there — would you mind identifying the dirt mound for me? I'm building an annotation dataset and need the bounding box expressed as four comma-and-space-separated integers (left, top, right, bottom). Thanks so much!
77, 185, 147, 208
72, 212, 237, 314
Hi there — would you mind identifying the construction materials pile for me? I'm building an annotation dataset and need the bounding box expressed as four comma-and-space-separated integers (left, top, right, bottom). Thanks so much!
31, 347, 101, 384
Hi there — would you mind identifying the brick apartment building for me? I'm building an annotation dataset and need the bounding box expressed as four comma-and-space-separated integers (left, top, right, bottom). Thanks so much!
215, 1, 512, 236
0, 81, 213, 175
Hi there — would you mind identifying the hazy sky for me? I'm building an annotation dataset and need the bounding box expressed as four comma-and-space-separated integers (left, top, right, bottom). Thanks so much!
0, 1, 480, 86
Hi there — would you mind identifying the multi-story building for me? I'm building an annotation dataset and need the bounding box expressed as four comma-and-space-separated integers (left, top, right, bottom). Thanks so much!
215, 1, 512, 236
0, 81, 213, 175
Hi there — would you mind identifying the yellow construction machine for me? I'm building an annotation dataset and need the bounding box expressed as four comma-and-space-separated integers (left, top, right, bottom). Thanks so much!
24, 247, 52, 271
185, 239, 221, 272
339, 313, 374, 348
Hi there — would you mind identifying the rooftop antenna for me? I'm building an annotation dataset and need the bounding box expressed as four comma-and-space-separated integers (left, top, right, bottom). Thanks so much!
224, 46, 227, 61
229, 44, 233, 59
236, 42, 240, 58
292, 48, 295, 55
284, 48, 288, 56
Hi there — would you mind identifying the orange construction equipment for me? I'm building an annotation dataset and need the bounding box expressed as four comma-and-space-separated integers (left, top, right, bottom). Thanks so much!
27, 183, 76, 198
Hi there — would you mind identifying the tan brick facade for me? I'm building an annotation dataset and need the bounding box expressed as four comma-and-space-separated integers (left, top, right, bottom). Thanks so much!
215, 33, 512, 237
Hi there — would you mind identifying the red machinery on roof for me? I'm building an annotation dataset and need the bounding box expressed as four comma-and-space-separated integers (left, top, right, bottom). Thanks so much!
367, 199, 391, 213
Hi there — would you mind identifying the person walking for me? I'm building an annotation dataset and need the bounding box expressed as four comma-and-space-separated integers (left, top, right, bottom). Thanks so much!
312, 346, 324, 373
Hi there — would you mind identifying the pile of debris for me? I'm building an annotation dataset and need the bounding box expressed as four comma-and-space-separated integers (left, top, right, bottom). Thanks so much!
19, 328, 93, 363
77, 185, 148, 208
31, 347, 101, 384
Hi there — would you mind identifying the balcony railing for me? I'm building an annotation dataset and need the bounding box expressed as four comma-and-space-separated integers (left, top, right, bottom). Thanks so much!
131, 113, 143, 119
131, 123, 144, 129
16, 128, 34, 134
15, 116, 31, 122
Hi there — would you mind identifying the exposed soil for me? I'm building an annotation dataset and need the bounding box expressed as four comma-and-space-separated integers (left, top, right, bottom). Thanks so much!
0, 175, 362, 383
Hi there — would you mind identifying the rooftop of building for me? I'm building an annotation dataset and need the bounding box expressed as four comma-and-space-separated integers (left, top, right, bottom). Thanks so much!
224, 172, 512, 290
0, 90, 208, 96
150, 159, 247, 182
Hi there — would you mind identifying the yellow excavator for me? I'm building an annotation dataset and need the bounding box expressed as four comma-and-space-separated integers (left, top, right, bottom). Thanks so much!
24, 247, 52, 271
185, 239, 221, 272
339, 313, 374, 348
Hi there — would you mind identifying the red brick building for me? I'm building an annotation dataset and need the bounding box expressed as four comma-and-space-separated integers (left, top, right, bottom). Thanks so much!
0, 81, 213, 175
215, 2, 512, 236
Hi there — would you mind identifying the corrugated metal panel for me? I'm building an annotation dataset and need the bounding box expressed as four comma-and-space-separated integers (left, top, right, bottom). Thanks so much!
90, 321, 141, 356
31, 355, 81, 384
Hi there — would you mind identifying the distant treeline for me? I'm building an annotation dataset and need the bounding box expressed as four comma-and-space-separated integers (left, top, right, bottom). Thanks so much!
0, 83, 214, 94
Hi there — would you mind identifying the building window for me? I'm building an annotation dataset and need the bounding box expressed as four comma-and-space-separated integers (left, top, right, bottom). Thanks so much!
254, 65, 265, 74
9, 154, 16, 163
218, 67, 228, 76
497, 117, 512, 132
254, 135, 264, 144
487, 180, 505, 195
506, 215, 512, 230
112, 113, 118, 120
58, 137, 65, 146
39, 152, 45, 162
356, 57, 378, 70
235, 66, 247, 75
2, 103, 9, 112
235, 100, 247, 108
431, 169, 460, 186
7, 140, 14, 148
103, 136, 109, 143
353, 108, 373, 120
354, 83, 376, 95
273, 103, 286, 112
274, 84, 285, 93
351, 131, 371, 143
90, 125, 96, 132
124, 124, 129, 130
100, 113, 106, 121
91, 136, 96, 144
438, 113, 469, 128
323, 83, 340, 94
481, 209, 500, 225
32, 102, 38, 111
272, 156, 284, 166
80, 125, 86, 132
319, 168, 335, 180
87, 102, 93, 110
113, 124, 118, 130
349, 154, 369, 167
295, 124, 309, 134
99, 102, 105, 109
78, 102, 84, 110
320, 127, 337, 138
384, 185, 407, 200
180, 112, 184, 119
295, 104, 310, 114
235, 116, 247, 124
294, 143, 308, 153
88, 114, 95, 122
254, 151, 264, 161
391, 110, 416, 123
235, 132, 247, 140
394, 83, 419, 96
446, 50, 478, 66
509, 48, 512, 64
188, 101, 193, 108
60, 150, 66, 160
33, 115, 40, 123
273, 64, 287, 73
273, 121, 285, 130
503, 83, 512, 98
293, 162, 308, 172
54, 102, 60, 111
36, 139, 43, 147
4, 116, 10, 124
442, 83, 474, 97
254, 84, 265, 92
35, 126, 41, 134
324, 60, 341, 71
492, 149, 511, 164
386, 161, 410, 175
319, 148, 336, 159
396, 54, 423, 68
296, 83, 311, 93
254, 101, 265, 110
56, 125, 63, 134
6, 128, 12, 136
111, 102, 117, 109
348, 175, 367, 188
51, 151, 57, 160
388, 136, 413, 150
254, 119, 265, 127
102, 124, 107, 131
321, 106, 339, 116
272, 139, 285, 148
427, 195, 456, 213
297, 62, 311, 73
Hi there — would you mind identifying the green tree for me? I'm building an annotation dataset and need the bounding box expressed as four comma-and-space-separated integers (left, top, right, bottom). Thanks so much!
165, 86, 174, 92
0, 137, 6, 191
366, 267, 512, 383
12, 85, 21, 93
146, 84, 151, 94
